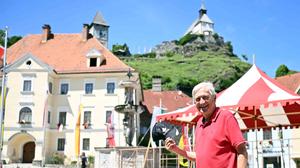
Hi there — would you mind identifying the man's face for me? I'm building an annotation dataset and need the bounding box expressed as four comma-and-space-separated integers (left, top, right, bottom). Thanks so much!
194, 88, 216, 118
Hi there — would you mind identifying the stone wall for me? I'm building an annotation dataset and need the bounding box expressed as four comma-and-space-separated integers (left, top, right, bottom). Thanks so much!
152, 34, 231, 57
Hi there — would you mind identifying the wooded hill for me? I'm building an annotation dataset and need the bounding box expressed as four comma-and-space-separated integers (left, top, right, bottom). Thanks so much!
121, 34, 251, 96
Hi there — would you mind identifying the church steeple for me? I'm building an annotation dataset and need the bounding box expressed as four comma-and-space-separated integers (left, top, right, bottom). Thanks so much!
199, 0, 207, 18
89, 11, 110, 48
184, 0, 214, 36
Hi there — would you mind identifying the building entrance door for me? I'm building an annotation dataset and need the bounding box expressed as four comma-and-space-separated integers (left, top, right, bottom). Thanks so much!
263, 156, 281, 168
22, 141, 35, 163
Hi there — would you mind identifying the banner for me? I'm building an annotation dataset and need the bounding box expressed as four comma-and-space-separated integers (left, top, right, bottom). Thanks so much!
75, 104, 83, 157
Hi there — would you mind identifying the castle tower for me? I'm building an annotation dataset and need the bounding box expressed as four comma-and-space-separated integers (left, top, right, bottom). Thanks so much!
184, 1, 214, 36
89, 11, 109, 47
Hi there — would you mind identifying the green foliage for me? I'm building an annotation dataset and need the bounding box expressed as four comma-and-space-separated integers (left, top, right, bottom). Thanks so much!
124, 51, 251, 94
165, 51, 175, 57
177, 78, 199, 97
199, 44, 208, 51
47, 153, 66, 165
88, 155, 95, 165
212, 33, 219, 40
275, 64, 289, 77
112, 43, 131, 57
70, 161, 77, 165
133, 52, 156, 58
0, 29, 22, 47
178, 33, 199, 46
225, 41, 233, 54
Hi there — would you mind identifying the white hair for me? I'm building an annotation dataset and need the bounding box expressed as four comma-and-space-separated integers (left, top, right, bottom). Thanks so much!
192, 81, 216, 99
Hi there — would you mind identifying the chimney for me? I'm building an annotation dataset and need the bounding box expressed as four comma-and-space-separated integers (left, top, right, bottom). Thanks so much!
82, 24, 89, 42
152, 77, 162, 92
42, 24, 51, 43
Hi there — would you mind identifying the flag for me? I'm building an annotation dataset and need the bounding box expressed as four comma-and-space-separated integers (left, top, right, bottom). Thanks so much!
105, 115, 115, 147
0, 87, 8, 146
150, 106, 162, 147
179, 126, 189, 167
75, 104, 83, 157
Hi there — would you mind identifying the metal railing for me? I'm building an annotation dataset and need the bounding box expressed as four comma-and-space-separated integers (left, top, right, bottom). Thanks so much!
94, 138, 300, 168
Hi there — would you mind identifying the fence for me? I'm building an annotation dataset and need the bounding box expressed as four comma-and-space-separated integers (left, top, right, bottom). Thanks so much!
95, 138, 300, 168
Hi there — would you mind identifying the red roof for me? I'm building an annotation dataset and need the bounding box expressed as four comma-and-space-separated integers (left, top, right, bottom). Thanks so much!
275, 73, 300, 93
0, 46, 3, 57
143, 90, 192, 114
6, 33, 131, 73
0, 46, 3, 67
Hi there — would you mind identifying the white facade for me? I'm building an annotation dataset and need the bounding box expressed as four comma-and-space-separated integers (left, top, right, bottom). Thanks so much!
245, 128, 300, 168
2, 54, 142, 164
184, 3, 214, 36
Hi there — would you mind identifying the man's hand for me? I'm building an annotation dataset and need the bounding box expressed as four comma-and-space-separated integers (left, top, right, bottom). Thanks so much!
165, 137, 177, 151
236, 143, 248, 168
165, 137, 196, 162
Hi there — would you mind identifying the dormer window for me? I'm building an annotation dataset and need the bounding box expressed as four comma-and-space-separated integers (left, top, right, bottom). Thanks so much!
90, 58, 97, 67
86, 48, 105, 68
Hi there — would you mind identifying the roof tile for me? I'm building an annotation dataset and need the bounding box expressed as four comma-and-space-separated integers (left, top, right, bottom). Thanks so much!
143, 90, 192, 114
275, 73, 300, 93
6, 33, 131, 73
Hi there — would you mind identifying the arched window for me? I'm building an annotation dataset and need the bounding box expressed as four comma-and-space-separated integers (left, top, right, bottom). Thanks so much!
19, 107, 32, 123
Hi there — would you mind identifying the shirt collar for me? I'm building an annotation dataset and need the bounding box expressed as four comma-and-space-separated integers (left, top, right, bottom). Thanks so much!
199, 107, 221, 126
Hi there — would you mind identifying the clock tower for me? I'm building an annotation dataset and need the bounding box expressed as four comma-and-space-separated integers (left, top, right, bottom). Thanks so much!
90, 11, 109, 47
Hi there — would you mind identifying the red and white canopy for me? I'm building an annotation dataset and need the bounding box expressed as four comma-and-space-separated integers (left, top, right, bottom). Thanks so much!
156, 105, 200, 125
156, 65, 300, 130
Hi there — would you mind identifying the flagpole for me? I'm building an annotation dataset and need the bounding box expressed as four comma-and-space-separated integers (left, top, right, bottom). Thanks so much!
0, 26, 9, 166
41, 92, 49, 167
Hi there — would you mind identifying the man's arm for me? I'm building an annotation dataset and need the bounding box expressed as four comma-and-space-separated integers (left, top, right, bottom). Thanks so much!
165, 138, 196, 162
236, 143, 248, 168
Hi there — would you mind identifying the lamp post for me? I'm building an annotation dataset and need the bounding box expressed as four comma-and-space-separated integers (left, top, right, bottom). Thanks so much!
0, 26, 9, 166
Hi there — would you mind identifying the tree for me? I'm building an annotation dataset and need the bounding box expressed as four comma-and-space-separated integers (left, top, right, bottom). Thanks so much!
241, 54, 248, 61
112, 43, 131, 57
0, 29, 22, 47
225, 41, 233, 53
275, 64, 289, 77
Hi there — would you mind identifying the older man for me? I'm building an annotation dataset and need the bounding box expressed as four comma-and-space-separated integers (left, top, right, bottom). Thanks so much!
165, 82, 248, 168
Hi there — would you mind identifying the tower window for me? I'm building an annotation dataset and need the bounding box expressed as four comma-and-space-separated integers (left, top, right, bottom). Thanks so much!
90, 58, 97, 67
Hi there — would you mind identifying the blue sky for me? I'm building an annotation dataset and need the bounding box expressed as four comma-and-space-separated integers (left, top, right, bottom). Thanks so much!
1, 0, 299, 77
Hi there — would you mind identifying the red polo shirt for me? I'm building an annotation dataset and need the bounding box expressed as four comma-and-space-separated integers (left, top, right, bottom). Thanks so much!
195, 108, 245, 168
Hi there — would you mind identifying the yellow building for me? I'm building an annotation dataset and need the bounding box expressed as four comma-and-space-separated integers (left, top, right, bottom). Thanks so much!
1, 20, 142, 165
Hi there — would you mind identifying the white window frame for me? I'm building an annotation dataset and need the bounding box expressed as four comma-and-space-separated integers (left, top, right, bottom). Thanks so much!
82, 106, 94, 128
57, 106, 69, 127
84, 79, 95, 95
59, 80, 70, 95
106, 79, 117, 94
82, 138, 90, 151
19, 107, 32, 124
263, 130, 272, 140
23, 80, 32, 92
48, 82, 53, 94
46, 106, 52, 125
57, 138, 66, 151
22, 76, 34, 93
104, 106, 114, 125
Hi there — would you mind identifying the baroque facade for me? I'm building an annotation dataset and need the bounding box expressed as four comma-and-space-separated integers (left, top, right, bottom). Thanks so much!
1, 13, 142, 165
